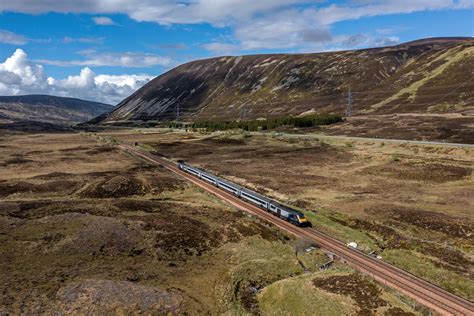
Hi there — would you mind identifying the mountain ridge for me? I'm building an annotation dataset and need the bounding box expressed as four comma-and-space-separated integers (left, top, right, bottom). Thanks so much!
99, 37, 473, 126
0, 94, 113, 125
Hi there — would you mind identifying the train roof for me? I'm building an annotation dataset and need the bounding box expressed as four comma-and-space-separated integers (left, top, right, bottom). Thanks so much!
271, 201, 305, 216
182, 162, 305, 216
240, 187, 271, 203
216, 177, 242, 189
187, 164, 244, 191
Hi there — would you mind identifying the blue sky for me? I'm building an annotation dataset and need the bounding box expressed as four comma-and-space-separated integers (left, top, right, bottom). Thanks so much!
0, 0, 473, 104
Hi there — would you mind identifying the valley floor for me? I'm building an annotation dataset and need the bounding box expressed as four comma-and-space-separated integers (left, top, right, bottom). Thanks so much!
101, 128, 473, 303
0, 132, 422, 314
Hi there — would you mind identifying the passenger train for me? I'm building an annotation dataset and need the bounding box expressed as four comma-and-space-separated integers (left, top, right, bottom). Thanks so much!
178, 161, 310, 227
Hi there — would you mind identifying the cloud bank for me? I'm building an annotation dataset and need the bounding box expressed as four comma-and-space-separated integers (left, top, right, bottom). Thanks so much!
92, 16, 116, 25
0, 29, 28, 45
36, 50, 172, 68
0, 49, 153, 104
0, 0, 472, 51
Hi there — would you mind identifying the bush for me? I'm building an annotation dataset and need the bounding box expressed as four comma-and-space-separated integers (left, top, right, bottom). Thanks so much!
109, 138, 119, 146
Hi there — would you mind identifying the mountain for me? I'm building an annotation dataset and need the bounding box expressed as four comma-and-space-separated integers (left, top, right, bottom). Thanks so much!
0, 95, 113, 125
99, 37, 473, 126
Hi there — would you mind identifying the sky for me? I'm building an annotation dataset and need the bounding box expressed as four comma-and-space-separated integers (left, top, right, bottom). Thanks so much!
0, 0, 473, 105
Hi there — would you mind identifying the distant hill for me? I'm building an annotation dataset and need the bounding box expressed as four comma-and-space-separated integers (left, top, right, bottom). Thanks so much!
98, 37, 473, 124
0, 95, 113, 125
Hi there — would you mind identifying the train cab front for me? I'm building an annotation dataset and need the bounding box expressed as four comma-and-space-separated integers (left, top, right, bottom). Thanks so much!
177, 159, 185, 169
296, 213, 311, 227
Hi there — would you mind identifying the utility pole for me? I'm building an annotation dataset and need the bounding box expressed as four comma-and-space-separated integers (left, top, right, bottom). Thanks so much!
345, 85, 353, 117
176, 103, 180, 123
240, 105, 245, 121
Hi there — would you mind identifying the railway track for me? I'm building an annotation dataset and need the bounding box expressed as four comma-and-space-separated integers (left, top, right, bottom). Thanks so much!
119, 144, 474, 315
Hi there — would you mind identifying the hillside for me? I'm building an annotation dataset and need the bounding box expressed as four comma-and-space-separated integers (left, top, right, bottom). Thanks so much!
101, 38, 473, 123
0, 95, 113, 125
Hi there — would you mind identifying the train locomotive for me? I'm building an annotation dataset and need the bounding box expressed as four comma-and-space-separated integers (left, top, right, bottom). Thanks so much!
178, 161, 310, 227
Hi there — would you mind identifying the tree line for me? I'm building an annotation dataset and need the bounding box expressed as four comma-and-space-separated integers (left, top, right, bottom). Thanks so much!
166, 114, 343, 131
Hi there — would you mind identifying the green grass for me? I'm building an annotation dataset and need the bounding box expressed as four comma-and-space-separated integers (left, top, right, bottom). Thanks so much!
297, 249, 331, 272
302, 209, 378, 252
258, 272, 355, 316
382, 249, 474, 301
216, 237, 304, 315
373, 45, 473, 108
138, 143, 154, 152
391, 153, 400, 162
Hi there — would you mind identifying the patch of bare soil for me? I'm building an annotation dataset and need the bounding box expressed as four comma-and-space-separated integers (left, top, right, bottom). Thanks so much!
153, 215, 222, 260
56, 279, 183, 314
79, 175, 145, 198
124, 209, 280, 261
364, 161, 471, 183
1, 200, 99, 219
366, 205, 473, 239
31, 172, 73, 180
0, 180, 78, 197
127, 163, 169, 173
142, 174, 183, 194
56, 215, 147, 257
84, 146, 117, 155
2, 156, 34, 166
114, 199, 168, 213
135, 213, 237, 261
232, 221, 280, 242
312, 274, 390, 314
421, 245, 473, 275
25, 150, 54, 155
239, 280, 265, 314
201, 137, 246, 145
58, 146, 90, 152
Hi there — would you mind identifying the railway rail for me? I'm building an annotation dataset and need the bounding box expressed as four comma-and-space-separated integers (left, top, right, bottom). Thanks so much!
119, 144, 474, 315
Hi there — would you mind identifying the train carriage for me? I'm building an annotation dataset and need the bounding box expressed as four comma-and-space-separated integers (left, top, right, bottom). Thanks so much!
178, 160, 311, 227
239, 188, 270, 209
217, 179, 240, 195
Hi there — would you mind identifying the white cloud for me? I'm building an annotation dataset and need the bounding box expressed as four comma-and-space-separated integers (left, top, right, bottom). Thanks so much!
95, 74, 153, 89
0, 49, 154, 104
312, 0, 465, 25
92, 16, 116, 25
0, 49, 46, 95
0, 0, 306, 25
1, 0, 468, 25
36, 51, 172, 68
63, 36, 105, 44
338, 33, 400, 48
0, 29, 29, 45
202, 42, 239, 55
232, 9, 333, 50
0, 1, 471, 51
